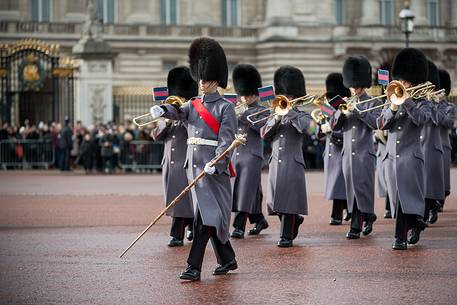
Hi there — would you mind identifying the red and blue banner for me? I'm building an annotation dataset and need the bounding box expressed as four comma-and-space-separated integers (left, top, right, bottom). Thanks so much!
258, 85, 275, 103
377, 69, 389, 86
152, 87, 169, 101
223, 93, 237, 104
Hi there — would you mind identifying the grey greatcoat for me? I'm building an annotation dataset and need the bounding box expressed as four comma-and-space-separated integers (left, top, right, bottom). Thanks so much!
162, 92, 237, 244
377, 98, 431, 217
231, 102, 265, 214
323, 131, 346, 200
151, 119, 193, 218
375, 133, 388, 198
438, 100, 456, 194
331, 92, 381, 214
260, 109, 313, 215
420, 102, 445, 200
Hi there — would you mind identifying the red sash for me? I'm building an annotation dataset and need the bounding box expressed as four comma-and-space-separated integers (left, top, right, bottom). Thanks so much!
192, 97, 236, 177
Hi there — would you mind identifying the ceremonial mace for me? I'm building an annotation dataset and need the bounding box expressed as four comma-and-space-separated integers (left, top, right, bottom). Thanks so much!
119, 133, 247, 258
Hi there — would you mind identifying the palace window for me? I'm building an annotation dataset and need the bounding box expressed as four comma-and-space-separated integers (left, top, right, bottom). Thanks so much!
161, 0, 179, 25
96, 0, 117, 24
31, 0, 52, 22
222, 0, 240, 27
380, 0, 394, 25
427, 0, 439, 26
335, 0, 345, 25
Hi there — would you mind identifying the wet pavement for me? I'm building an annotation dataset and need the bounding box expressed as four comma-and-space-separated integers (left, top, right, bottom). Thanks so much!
0, 170, 456, 305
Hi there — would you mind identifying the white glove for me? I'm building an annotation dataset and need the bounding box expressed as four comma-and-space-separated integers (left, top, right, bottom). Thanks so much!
150, 105, 165, 119
321, 122, 331, 133
204, 162, 216, 175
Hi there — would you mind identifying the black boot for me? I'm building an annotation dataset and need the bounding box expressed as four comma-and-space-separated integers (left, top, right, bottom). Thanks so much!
427, 201, 440, 224
186, 226, 193, 241
168, 237, 184, 247
362, 214, 377, 236
180, 265, 201, 281
231, 228, 245, 239
213, 259, 238, 275
392, 239, 407, 250
346, 229, 360, 239
384, 210, 392, 219
329, 218, 342, 225
343, 210, 352, 221
248, 218, 269, 235
277, 238, 293, 247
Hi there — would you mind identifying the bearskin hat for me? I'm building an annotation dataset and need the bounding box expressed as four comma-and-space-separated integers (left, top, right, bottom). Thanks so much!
438, 69, 451, 96
273, 65, 306, 98
167, 66, 198, 100
325, 72, 351, 100
342, 56, 372, 88
188, 37, 228, 89
427, 60, 440, 88
232, 64, 262, 96
391, 48, 428, 86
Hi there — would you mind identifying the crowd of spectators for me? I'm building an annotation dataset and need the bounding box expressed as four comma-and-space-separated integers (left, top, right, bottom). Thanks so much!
2, 118, 457, 173
0, 118, 162, 173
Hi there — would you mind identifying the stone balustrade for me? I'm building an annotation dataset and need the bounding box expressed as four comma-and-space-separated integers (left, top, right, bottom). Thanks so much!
1, 21, 455, 43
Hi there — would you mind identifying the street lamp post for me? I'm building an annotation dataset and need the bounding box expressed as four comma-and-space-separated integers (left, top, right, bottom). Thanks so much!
399, 2, 415, 48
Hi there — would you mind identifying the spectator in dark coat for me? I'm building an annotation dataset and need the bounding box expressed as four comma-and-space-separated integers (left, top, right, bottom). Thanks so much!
59, 117, 73, 171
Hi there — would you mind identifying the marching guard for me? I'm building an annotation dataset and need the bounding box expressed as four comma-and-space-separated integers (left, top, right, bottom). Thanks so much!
331, 56, 381, 239
377, 48, 431, 250
320, 73, 350, 225
437, 69, 456, 210
151, 66, 197, 247
260, 66, 315, 247
421, 60, 445, 225
149, 37, 237, 280
230, 64, 269, 239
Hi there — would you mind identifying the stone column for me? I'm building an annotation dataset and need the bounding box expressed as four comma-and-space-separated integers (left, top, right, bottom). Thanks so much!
410, 0, 428, 25
360, 0, 380, 25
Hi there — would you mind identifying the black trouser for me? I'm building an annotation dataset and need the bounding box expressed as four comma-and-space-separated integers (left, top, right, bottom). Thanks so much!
394, 200, 419, 242
233, 211, 266, 231
170, 217, 193, 240
350, 200, 364, 232
278, 213, 301, 240
385, 195, 391, 211
187, 209, 235, 271
331, 199, 347, 221
350, 199, 375, 232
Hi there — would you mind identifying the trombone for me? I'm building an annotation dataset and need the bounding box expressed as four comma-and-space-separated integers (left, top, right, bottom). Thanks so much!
352, 81, 435, 113
133, 96, 186, 127
246, 94, 316, 124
